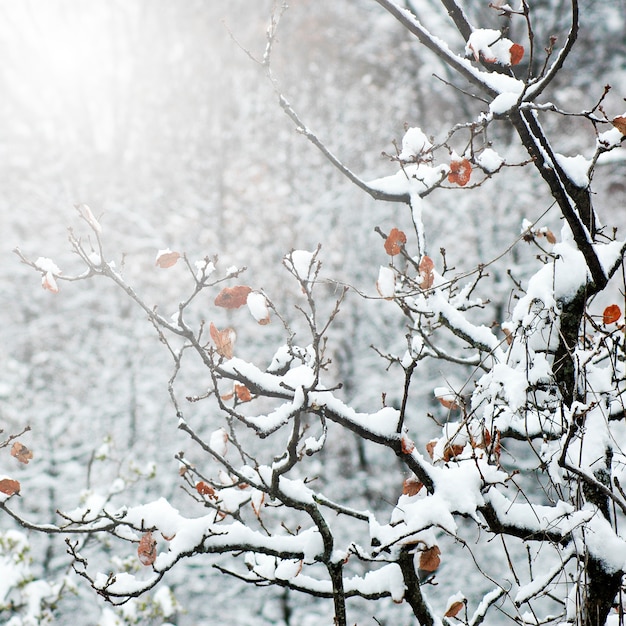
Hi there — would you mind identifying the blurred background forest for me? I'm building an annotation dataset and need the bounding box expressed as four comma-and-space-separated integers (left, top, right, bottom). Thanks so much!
0, 1, 625, 624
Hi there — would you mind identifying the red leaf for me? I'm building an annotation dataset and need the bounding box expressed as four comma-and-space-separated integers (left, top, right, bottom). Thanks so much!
509, 43, 524, 65
11, 442, 33, 465
419, 545, 441, 572
384, 228, 407, 256
603, 304, 621, 325
0, 478, 20, 496
447, 158, 472, 186
137, 531, 157, 566
210, 322, 235, 359
214, 286, 252, 309
196, 481, 216, 497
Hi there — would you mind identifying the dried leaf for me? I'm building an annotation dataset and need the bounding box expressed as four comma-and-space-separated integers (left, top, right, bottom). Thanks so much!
444, 599, 466, 618
419, 545, 441, 572
401, 435, 415, 454
210, 322, 235, 359
544, 229, 557, 244
418, 256, 435, 289
447, 158, 472, 186
235, 384, 252, 403
503, 327, 513, 345
0, 478, 20, 496
402, 477, 423, 496
509, 43, 524, 65
11, 442, 33, 465
426, 440, 437, 459
251, 491, 265, 518
442, 443, 465, 462
603, 304, 621, 325
196, 481, 216, 497
155, 249, 181, 268
42, 272, 59, 293
384, 228, 407, 256
214, 285, 252, 309
612, 116, 626, 136
137, 531, 157, 566
434, 387, 461, 410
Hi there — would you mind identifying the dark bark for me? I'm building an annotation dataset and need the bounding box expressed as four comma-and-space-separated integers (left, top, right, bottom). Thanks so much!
583, 557, 622, 626
398, 548, 435, 626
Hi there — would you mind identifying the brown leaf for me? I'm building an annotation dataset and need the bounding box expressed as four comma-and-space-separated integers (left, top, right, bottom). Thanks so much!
41, 272, 59, 293
603, 304, 621, 325
509, 43, 524, 65
402, 477, 423, 496
419, 545, 441, 572
210, 322, 235, 359
544, 229, 557, 244
11, 442, 33, 465
447, 158, 472, 186
401, 436, 415, 454
0, 478, 20, 496
235, 384, 252, 403
214, 286, 252, 309
137, 531, 157, 566
442, 443, 465, 462
251, 491, 265, 518
384, 228, 407, 256
418, 256, 435, 289
426, 440, 437, 459
612, 116, 626, 136
196, 481, 216, 497
444, 599, 466, 618
155, 249, 181, 268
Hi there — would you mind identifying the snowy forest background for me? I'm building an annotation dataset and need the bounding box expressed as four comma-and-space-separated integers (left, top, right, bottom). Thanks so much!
1, 1, 626, 625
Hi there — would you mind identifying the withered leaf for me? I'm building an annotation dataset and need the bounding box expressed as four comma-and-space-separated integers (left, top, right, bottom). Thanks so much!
11, 442, 33, 465
214, 286, 252, 309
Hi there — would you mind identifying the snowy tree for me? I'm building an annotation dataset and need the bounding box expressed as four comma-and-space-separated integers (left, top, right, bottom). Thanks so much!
3, 2, 626, 626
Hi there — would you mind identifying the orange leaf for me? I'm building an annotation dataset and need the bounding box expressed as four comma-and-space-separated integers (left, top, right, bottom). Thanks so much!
11, 442, 33, 465
509, 43, 524, 65
603, 304, 621, 325
235, 384, 252, 402
419, 545, 441, 572
196, 481, 216, 497
447, 158, 472, 186
402, 477, 423, 496
384, 228, 407, 256
214, 286, 252, 309
418, 256, 435, 289
444, 599, 466, 618
137, 531, 157, 566
210, 322, 235, 359
612, 116, 626, 136
0, 478, 20, 496
155, 249, 181, 268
